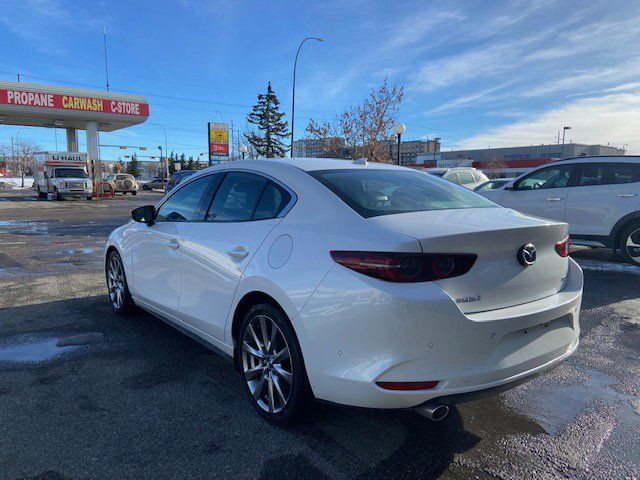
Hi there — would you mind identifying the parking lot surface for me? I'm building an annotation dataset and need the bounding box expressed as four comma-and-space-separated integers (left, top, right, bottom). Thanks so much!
1, 189, 639, 480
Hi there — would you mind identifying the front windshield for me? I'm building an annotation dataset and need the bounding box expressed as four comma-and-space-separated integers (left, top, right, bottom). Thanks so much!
54, 168, 88, 179
310, 168, 496, 218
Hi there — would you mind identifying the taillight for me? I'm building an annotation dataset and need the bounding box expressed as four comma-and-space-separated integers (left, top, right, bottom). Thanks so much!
330, 251, 477, 282
555, 236, 570, 257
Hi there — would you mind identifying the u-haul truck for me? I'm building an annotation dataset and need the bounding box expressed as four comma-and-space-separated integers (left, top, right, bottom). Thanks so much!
33, 152, 93, 200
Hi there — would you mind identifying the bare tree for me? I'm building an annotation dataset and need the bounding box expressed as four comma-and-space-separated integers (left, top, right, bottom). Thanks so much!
480, 157, 508, 178
15, 139, 41, 187
306, 79, 404, 163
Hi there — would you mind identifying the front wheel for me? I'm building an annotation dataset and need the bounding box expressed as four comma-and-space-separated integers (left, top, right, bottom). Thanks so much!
106, 250, 134, 315
620, 221, 640, 267
238, 304, 312, 425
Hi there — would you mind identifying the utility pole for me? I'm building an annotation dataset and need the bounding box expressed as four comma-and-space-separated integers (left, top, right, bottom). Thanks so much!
103, 27, 110, 92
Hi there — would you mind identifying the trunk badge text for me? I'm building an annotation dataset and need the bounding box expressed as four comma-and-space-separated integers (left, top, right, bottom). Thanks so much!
456, 295, 481, 304
517, 243, 537, 267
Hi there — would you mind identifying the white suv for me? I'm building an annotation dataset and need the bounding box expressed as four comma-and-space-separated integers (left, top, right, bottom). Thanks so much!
426, 167, 489, 190
481, 156, 640, 266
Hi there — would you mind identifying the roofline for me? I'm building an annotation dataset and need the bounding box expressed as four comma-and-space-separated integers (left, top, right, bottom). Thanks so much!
553, 155, 638, 162
0, 80, 148, 103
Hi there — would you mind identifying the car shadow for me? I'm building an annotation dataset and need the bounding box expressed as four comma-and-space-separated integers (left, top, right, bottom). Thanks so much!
0, 294, 540, 479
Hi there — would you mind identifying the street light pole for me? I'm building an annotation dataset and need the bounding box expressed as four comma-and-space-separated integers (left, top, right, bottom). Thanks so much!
561, 126, 571, 158
392, 123, 406, 166
157, 146, 164, 188
290, 37, 323, 157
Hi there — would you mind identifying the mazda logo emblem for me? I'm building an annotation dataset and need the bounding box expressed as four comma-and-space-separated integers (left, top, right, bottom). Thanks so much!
517, 243, 537, 266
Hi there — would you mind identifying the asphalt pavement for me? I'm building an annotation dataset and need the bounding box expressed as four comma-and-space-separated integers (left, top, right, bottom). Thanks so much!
0, 188, 638, 480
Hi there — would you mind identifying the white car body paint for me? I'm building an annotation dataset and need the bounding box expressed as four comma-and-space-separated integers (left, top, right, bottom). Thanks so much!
105, 158, 582, 410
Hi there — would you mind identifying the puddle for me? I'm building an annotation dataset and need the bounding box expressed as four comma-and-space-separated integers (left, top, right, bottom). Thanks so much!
0, 333, 103, 364
502, 367, 639, 436
0, 339, 78, 363
60, 248, 95, 255
0, 220, 49, 235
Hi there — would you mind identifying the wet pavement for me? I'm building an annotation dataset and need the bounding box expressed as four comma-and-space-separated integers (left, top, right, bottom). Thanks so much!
0, 188, 638, 479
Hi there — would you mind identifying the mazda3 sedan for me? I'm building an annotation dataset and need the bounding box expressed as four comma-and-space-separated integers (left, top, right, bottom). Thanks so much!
105, 158, 582, 424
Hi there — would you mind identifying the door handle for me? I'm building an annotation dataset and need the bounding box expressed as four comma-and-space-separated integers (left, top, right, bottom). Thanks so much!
546, 197, 563, 201
167, 238, 180, 250
227, 246, 249, 259
617, 193, 637, 198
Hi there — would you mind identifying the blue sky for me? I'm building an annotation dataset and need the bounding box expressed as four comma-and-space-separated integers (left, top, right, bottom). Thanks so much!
1, 0, 640, 160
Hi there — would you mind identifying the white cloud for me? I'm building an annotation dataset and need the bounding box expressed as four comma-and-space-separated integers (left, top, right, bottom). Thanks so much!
459, 92, 640, 153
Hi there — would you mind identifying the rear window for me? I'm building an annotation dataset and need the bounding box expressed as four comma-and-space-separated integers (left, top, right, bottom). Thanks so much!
309, 168, 495, 218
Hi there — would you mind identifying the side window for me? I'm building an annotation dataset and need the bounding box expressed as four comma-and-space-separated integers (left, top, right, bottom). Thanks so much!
608, 163, 640, 185
444, 172, 459, 184
253, 182, 292, 220
156, 175, 212, 222
206, 172, 268, 222
458, 171, 475, 184
515, 165, 573, 190
576, 164, 605, 186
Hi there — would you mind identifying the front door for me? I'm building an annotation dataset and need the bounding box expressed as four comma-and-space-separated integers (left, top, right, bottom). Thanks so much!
499, 164, 575, 221
178, 172, 292, 341
130, 174, 215, 316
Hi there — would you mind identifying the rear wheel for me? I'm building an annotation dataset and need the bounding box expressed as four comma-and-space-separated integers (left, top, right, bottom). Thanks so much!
106, 250, 134, 315
54, 188, 62, 201
37, 188, 47, 199
132, 191, 137, 196
238, 303, 311, 425
620, 221, 640, 266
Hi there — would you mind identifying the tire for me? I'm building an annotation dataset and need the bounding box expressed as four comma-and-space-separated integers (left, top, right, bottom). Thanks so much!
237, 303, 312, 425
132, 191, 137, 196
619, 221, 640, 267
86, 196, 93, 201
37, 189, 47, 199
54, 189, 62, 201
142, 185, 150, 191
106, 250, 134, 315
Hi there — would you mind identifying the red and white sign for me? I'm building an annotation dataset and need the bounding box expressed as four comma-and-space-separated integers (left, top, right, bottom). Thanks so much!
0, 88, 149, 117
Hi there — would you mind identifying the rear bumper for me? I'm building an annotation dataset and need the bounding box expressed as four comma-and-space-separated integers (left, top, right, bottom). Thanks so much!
296, 258, 582, 409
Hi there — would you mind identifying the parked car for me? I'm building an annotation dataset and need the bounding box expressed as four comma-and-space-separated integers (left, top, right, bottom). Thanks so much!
481, 156, 640, 266
426, 167, 489, 189
141, 176, 166, 191
106, 173, 138, 195
474, 178, 515, 192
167, 170, 197, 192
105, 158, 582, 424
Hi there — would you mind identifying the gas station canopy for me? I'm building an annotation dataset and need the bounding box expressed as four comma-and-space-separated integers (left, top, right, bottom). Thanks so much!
0, 81, 149, 131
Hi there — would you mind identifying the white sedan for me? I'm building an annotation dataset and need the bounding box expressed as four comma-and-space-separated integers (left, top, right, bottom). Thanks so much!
105, 158, 582, 424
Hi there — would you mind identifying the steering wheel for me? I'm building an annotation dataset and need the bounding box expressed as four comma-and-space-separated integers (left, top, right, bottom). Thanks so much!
532, 182, 542, 189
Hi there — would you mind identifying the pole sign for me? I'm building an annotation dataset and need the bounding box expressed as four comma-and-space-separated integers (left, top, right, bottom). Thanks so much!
0, 88, 149, 116
208, 122, 229, 163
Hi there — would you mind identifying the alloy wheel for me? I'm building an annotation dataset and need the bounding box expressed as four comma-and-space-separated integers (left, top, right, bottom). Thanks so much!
241, 315, 293, 414
107, 254, 126, 310
625, 228, 640, 263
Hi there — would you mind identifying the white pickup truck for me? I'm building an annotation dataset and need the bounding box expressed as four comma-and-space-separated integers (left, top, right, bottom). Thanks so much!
33, 152, 93, 200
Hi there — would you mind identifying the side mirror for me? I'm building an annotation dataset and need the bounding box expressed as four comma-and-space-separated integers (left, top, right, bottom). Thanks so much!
131, 205, 156, 226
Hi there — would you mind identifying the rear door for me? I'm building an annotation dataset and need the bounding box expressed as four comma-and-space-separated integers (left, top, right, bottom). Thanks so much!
130, 174, 214, 315
565, 162, 640, 237
498, 164, 575, 221
177, 171, 293, 340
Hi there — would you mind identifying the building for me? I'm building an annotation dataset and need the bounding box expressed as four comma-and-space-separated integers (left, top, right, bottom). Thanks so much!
439, 143, 625, 162
382, 138, 441, 165
292, 137, 346, 158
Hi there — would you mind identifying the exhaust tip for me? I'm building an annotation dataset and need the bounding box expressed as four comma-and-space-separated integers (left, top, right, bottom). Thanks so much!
415, 402, 450, 421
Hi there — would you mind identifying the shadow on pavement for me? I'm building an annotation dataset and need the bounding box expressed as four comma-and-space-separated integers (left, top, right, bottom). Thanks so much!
0, 294, 488, 479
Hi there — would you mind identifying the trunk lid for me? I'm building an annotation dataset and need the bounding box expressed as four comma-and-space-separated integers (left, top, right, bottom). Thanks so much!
368, 207, 569, 313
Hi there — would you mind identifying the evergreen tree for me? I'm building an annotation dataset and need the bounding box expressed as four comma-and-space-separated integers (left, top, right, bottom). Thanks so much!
245, 82, 289, 158
186, 155, 194, 170
126, 153, 139, 177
